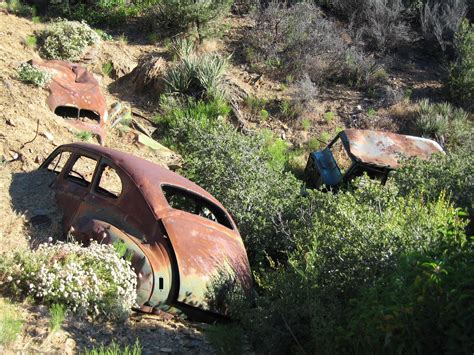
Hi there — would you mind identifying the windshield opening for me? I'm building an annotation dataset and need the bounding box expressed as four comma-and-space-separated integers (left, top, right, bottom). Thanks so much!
329, 137, 353, 174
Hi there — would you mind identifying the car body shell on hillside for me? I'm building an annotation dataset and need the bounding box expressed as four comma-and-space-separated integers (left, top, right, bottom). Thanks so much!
305, 129, 444, 189
39, 143, 252, 316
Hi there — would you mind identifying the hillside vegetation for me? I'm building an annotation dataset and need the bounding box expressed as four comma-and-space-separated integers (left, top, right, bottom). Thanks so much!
0, 0, 473, 353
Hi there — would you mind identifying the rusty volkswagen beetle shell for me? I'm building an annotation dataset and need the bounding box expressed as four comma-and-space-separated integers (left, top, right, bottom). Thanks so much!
39, 143, 252, 316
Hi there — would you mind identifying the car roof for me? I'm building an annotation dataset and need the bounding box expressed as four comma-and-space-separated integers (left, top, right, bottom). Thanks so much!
340, 129, 444, 169
61, 143, 226, 216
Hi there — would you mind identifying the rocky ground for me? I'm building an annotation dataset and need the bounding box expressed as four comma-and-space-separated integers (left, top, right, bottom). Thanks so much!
2, 302, 217, 354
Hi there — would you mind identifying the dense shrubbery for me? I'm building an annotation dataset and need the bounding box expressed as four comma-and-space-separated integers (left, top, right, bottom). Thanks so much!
357, 0, 411, 53
155, 99, 301, 264
154, 77, 473, 352
40, 19, 100, 60
0, 241, 137, 320
246, 1, 385, 87
421, 0, 467, 53
154, 0, 232, 39
449, 19, 474, 111
395, 146, 474, 218
348, 233, 474, 352
235, 179, 472, 352
415, 99, 471, 148
17, 62, 52, 88
317, 0, 411, 52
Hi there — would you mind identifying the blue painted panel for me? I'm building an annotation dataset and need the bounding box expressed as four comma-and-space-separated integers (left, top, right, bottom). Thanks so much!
312, 149, 343, 186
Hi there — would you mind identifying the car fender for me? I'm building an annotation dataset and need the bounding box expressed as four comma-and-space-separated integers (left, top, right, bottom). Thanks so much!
69, 217, 160, 308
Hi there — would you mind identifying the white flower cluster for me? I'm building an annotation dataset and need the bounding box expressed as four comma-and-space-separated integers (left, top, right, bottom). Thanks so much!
40, 19, 101, 60
17, 62, 52, 88
1, 241, 137, 320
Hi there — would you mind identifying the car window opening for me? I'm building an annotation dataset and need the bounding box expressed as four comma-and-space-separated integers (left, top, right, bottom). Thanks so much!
66, 155, 97, 187
162, 185, 234, 230
96, 165, 122, 198
46, 150, 72, 174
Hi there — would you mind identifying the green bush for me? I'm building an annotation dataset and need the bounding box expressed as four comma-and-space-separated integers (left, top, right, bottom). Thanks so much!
156, 99, 301, 264
49, 303, 66, 333
17, 62, 52, 88
0, 298, 23, 346
164, 52, 228, 100
4, 0, 35, 16
155, 0, 232, 39
348, 232, 474, 353
24, 35, 37, 48
415, 99, 471, 149
449, 19, 474, 111
394, 147, 474, 219
40, 19, 100, 60
155, 96, 231, 145
0, 241, 137, 320
261, 130, 290, 170
182, 123, 300, 264
237, 178, 470, 353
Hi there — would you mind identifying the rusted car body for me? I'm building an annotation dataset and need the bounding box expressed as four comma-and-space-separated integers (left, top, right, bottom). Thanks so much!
31, 59, 108, 144
39, 143, 252, 316
305, 129, 444, 189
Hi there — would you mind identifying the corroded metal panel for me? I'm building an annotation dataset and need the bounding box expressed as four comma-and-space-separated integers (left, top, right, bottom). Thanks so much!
30, 59, 108, 144
161, 211, 252, 313
341, 129, 444, 169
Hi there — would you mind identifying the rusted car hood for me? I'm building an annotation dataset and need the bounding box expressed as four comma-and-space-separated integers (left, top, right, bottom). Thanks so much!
340, 129, 444, 169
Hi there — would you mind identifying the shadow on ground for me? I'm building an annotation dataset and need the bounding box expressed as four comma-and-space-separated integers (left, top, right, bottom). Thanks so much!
9, 170, 64, 247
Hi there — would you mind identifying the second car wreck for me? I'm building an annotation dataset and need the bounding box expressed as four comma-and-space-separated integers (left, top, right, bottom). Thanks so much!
39, 143, 252, 317
304, 129, 444, 189
30, 59, 109, 144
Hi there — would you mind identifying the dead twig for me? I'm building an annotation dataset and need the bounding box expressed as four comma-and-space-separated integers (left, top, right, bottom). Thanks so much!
20, 119, 40, 149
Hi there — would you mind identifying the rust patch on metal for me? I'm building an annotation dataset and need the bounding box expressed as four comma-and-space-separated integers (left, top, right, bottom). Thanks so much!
39, 143, 252, 317
30, 59, 108, 144
341, 129, 444, 169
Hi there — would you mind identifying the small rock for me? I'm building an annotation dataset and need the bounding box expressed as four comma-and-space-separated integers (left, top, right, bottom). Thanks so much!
9, 151, 19, 160
6, 118, 16, 126
65, 338, 76, 355
160, 347, 173, 353
43, 132, 54, 141
34, 155, 44, 164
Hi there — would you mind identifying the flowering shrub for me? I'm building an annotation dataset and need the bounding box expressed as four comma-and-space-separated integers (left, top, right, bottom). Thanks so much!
0, 241, 137, 320
40, 19, 101, 60
17, 63, 52, 88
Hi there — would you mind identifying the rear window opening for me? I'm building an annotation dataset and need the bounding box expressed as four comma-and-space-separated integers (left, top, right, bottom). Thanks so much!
162, 185, 234, 230
96, 164, 122, 198
55, 106, 100, 121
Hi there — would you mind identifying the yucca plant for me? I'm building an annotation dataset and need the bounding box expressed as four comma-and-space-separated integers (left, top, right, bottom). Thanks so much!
415, 99, 471, 149
164, 51, 228, 100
